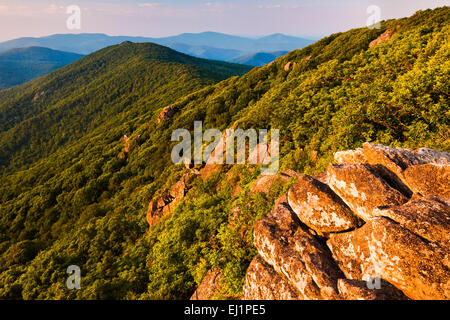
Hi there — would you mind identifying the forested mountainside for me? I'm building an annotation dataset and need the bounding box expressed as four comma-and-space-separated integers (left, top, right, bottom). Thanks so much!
0, 42, 251, 173
0, 47, 83, 90
0, 7, 448, 299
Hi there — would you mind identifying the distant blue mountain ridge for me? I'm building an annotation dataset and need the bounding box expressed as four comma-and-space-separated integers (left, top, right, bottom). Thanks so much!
0, 32, 315, 63
0, 32, 316, 89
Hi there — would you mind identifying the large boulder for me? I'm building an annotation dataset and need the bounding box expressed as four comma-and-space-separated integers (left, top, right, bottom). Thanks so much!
287, 174, 361, 233
402, 163, 449, 197
368, 217, 450, 300
334, 148, 367, 164
243, 255, 302, 300
254, 202, 344, 299
327, 163, 409, 220
190, 269, 223, 300
362, 143, 449, 179
329, 217, 450, 300
327, 223, 373, 280
372, 196, 450, 245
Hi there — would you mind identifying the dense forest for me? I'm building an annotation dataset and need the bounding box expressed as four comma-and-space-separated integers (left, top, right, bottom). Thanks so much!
0, 7, 448, 299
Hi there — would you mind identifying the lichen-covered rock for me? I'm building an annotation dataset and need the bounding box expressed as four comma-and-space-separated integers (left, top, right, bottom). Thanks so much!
327, 163, 409, 221
362, 143, 449, 179
190, 269, 223, 300
416, 148, 450, 164
329, 216, 450, 300
254, 202, 344, 299
243, 255, 302, 300
287, 174, 361, 233
372, 197, 450, 245
402, 163, 449, 197
368, 217, 450, 300
241, 143, 449, 300
327, 223, 373, 280
334, 148, 367, 164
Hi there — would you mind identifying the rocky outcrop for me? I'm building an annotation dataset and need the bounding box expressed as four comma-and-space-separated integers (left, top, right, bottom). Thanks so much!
118, 135, 141, 159
327, 163, 409, 221
284, 62, 296, 71
146, 171, 198, 227
252, 201, 344, 300
190, 269, 223, 300
243, 143, 450, 300
403, 164, 449, 197
251, 170, 298, 194
287, 174, 361, 233
243, 255, 302, 300
369, 29, 395, 48
157, 105, 176, 123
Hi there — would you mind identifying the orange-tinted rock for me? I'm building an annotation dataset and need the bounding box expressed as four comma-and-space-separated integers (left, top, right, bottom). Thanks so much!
327, 223, 373, 280
372, 197, 450, 244
287, 174, 361, 233
284, 62, 296, 71
334, 148, 367, 164
169, 178, 187, 200
313, 171, 328, 184
368, 217, 450, 300
362, 143, 449, 179
369, 29, 394, 48
146, 172, 198, 228
403, 164, 449, 197
251, 170, 299, 194
243, 255, 302, 300
157, 105, 176, 123
327, 163, 409, 220
254, 202, 344, 299
199, 164, 222, 181
190, 269, 223, 300
244, 143, 450, 300
337, 279, 408, 300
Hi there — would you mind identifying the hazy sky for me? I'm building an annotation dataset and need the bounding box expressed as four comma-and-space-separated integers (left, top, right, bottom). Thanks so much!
0, 0, 448, 41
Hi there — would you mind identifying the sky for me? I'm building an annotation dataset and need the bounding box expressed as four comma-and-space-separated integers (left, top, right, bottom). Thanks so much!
0, 0, 448, 42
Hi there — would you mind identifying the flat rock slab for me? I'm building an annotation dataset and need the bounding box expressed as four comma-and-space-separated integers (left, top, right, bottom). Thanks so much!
287, 174, 361, 233
327, 163, 409, 221
403, 163, 449, 197
373, 196, 450, 245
